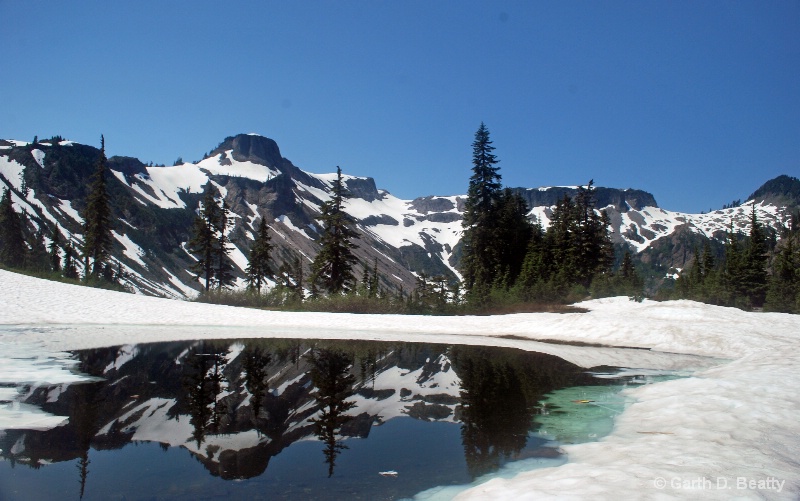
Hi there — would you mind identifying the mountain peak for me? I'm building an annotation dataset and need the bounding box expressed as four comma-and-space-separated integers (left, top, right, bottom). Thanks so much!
209, 134, 284, 167
748, 175, 800, 207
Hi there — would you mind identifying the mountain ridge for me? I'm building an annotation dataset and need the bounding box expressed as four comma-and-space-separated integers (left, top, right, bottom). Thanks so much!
0, 134, 795, 297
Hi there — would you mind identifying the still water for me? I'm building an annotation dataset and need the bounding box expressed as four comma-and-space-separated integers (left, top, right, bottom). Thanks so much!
0, 338, 677, 500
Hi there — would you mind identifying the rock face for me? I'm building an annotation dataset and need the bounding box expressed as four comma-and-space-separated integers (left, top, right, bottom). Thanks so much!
212, 134, 284, 167
512, 186, 658, 212
0, 133, 795, 297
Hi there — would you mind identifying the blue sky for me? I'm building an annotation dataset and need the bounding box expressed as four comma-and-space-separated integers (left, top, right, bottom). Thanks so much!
1, 1, 797, 213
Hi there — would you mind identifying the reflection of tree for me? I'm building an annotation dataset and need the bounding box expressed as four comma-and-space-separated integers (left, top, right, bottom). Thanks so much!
69, 377, 102, 499
242, 345, 272, 420
77, 451, 90, 499
457, 353, 533, 478
183, 344, 229, 447
358, 349, 378, 386
307, 348, 356, 477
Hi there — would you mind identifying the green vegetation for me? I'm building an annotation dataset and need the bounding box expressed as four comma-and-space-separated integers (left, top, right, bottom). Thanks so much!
459, 124, 628, 308
0, 136, 126, 292
197, 123, 644, 315
310, 166, 360, 296
81, 135, 114, 280
672, 206, 799, 312
187, 185, 235, 291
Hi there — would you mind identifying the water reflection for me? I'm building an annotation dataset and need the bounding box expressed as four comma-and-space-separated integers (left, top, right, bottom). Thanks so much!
307, 348, 356, 477
1, 338, 630, 500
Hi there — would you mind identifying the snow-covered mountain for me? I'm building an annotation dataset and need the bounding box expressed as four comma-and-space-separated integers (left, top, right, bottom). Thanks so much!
0, 134, 796, 296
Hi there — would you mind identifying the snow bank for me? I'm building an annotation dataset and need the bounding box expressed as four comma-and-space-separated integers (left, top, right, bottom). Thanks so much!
0, 269, 799, 499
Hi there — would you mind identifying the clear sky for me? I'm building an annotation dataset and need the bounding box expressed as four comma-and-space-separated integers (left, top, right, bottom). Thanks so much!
1, 1, 797, 213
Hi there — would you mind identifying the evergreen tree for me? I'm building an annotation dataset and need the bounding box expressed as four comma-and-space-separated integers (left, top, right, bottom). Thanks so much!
369, 258, 380, 297
246, 217, 275, 292
0, 188, 26, 268
461, 122, 503, 298
81, 135, 114, 279
722, 221, 744, 306
49, 226, 62, 272
214, 200, 235, 290
572, 182, 613, 288
516, 223, 548, 296
63, 239, 79, 279
188, 185, 221, 291
26, 227, 50, 272
493, 189, 534, 288
311, 166, 359, 295
359, 260, 371, 296
278, 252, 305, 303
740, 205, 768, 307
764, 236, 799, 313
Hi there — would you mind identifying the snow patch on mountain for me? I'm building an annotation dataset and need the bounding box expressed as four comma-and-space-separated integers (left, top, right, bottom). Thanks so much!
114, 231, 147, 268
30, 149, 45, 168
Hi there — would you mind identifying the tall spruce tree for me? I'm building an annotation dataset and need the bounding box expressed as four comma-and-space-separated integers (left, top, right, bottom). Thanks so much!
214, 200, 235, 290
246, 217, 275, 292
764, 236, 799, 313
0, 188, 26, 268
741, 205, 768, 307
493, 189, 534, 289
461, 123, 503, 297
26, 227, 50, 272
82, 135, 114, 279
572, 181, 614, 288
278, 252, 305, 303
188, 185, 222, 291
311, 166, 359, 295
49, 226, 62, 272
63, 239, 79, 279
722, 220, 745, 306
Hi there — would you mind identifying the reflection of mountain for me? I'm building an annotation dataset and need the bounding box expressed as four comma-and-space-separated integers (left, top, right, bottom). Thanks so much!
1, 339, 603, 484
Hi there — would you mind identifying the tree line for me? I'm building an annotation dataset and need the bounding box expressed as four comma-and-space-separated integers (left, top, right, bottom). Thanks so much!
673, 207, 800, 313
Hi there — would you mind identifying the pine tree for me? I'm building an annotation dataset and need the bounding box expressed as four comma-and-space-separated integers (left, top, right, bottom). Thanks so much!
359, 260, 371, 296
461, 123, 503, 298
82, 135, 114, 279
741, 205, 768, 307
26, 227, 50, 272
246, 217, 275, 292
722, 220, 744, 306
214, 200, 235, 290
764, 236, 799, 313
188, 185, 221, 291
516, 223, 548, 295
369, 258, 379, 297
311, 166, 359, 295
278, 252, 305, 303
49, 226, 62, 272
572, 181, 613, 288
63, 239, 79, 279
493, 189, 533, 289
0, 188, 26, 268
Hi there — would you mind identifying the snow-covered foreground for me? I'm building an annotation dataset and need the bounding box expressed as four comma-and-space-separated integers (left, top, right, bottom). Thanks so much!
1, 269, 799, 499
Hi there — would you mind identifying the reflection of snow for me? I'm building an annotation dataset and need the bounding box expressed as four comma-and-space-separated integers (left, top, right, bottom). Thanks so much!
104, 344, 140, 373
0, 341, 97, 431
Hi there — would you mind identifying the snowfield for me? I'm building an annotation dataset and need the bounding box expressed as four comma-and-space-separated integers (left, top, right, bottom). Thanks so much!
1, 269, 798, 499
